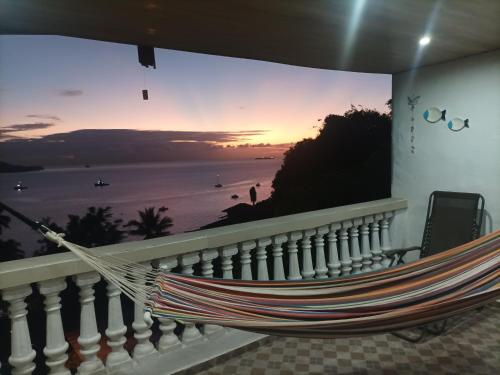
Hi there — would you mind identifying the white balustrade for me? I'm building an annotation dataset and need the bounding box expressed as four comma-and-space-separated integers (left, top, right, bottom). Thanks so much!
287, 232, 303, 280
349, 219, 363, 274
74, 272, 105, 375
256, 238, 271, 280
370, 214, 384, 270
381, 211, 393, 267
327, 223, 342, 278
2, 285, 36, 375
220, 245, 238, 279
339, 221, 353, 275
239, 241, 255, 280
132, 261, 157, 360
104, 280, 132, 372
301, 229, 316, 279
201, 249, 224, 337
271, 235, 287, 280
314, 226, 329, 279
38, 278, 70, 375
360, 216, 373, 272
179, 253, 202, 343
157, 257, 182, 353
0, 198, 407, 375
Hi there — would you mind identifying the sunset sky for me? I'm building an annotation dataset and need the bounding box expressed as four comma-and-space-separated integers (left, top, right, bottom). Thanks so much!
1, 35, 391, 147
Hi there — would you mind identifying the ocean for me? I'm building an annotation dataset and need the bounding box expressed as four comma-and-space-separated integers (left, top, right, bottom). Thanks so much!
0, 159, 282, 255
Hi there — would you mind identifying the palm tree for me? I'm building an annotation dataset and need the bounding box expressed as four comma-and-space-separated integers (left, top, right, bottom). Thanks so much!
65, 206, 124, 248
125, 206, 173, 239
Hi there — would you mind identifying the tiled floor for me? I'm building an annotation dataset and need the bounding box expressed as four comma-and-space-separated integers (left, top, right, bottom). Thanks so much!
190, 302, 500, 375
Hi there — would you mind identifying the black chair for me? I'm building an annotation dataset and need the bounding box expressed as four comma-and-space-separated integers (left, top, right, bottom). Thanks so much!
386, 190, 485, 342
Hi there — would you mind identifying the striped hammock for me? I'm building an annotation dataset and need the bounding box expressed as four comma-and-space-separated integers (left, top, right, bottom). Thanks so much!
41, 228, 499, 338
146, 231, 499, 338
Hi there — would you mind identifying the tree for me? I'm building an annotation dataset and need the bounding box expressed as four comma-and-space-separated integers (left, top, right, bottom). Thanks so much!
125, 206, 173, 239
271, 104, 392, 215
65, 206, 124, 248
0, 208, 24, 261
249, 186, 257, 206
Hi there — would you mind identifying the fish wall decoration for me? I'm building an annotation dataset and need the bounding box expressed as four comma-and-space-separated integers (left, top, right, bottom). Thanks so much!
423, 107, 446, 123
447, 118, 469, 132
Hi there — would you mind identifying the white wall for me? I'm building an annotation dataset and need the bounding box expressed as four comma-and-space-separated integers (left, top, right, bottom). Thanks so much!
391, 50, 500, 249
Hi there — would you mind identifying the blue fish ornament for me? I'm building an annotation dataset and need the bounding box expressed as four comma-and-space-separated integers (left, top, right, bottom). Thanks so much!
447, 118, 469, 132
423, 107, 446, 123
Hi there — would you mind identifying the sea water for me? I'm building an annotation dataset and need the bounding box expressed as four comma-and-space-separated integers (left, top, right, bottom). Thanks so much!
0, 158, 281, 255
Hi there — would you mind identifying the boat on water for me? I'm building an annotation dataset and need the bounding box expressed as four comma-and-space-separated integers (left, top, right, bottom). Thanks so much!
14, 181, 28, 191
94, 178, 110, 187
214, 174, 223, 188
256, 182, 261, 187
255, 156, 275, 160
231, 194, 239, 199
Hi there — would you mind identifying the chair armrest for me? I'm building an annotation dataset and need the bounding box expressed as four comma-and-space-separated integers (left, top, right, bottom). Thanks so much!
384, 246, 421, 258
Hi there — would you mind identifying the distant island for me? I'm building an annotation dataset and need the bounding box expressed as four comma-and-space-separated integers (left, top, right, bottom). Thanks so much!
0, 161, 44, 173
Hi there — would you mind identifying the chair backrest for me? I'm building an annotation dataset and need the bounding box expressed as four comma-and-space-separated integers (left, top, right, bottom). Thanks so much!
420, 191, 485, 258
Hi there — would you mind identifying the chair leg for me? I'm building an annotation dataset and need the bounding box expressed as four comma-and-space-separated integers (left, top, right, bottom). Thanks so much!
424, 319, 447, 336
392, 328, 427, 343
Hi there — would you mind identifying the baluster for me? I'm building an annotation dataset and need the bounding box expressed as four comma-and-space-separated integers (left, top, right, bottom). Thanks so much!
256, 238, 271, 280
132, 262, 157, 360
301, 229, 316, 279
38, 278, 70, 375
179, 253, 203, 343
360, 216, 373, 272
104, 280, 132, 372
239, 241, 255, 280
201, 249, 223, 337
74, 272, 105, 375
271, 235, 287, 280
350, 219, 363, 274
327, 223, 342, 277
381, 211, 394, 267
286, 232, 303, 280
340, 221, 353, 275
220, 245, 238, 279
314, 226, 329, 279
158, 257, 181, 353
2, 285, 36, 375
370, 214, 384, 270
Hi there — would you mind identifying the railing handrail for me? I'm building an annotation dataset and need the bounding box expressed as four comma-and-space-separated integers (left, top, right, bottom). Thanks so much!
0, 197, 407, 289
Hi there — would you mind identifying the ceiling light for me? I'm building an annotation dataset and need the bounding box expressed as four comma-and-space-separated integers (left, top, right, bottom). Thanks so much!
419, 36, 431, 46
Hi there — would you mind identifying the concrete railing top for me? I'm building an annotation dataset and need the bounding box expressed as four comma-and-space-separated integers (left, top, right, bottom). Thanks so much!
0, 197, 407, 289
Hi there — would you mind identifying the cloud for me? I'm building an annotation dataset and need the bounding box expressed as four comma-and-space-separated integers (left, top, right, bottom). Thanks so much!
26, 114, 62, 121
0, 129, 286, 165
58, 89, 83, 97
0, 122, 55, 140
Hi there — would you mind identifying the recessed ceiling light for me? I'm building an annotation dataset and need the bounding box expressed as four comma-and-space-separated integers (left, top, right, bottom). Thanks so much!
419, 36, 431, 46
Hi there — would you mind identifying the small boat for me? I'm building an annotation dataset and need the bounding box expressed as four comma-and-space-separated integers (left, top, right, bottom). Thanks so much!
14, 181, 28, 191
256, 182, 261, 187
94, 178, 110, 187
231, 194, 239, 199
214, 174, 223, 188
255, 156, 275, 160
84, 164, 91, 168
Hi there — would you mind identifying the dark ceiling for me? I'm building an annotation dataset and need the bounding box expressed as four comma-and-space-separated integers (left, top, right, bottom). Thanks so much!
1, 0, 499, 74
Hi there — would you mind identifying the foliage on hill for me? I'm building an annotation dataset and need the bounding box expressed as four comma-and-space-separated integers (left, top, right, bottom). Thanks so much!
271, 105, 392, 215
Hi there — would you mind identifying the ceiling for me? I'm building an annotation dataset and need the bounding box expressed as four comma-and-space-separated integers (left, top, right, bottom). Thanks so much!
1, 0, 499, 74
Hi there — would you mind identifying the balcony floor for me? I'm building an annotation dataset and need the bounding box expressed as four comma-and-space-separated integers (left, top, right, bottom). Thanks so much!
191, 302, 499, 375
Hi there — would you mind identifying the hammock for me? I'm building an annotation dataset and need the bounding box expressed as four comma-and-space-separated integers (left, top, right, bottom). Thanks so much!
1, 202, 498, 338
40, 228, 499, 338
